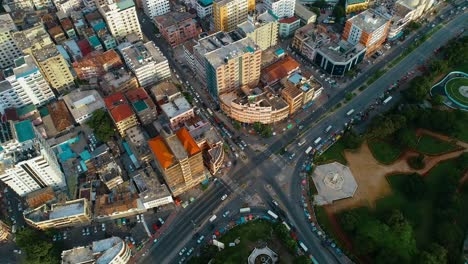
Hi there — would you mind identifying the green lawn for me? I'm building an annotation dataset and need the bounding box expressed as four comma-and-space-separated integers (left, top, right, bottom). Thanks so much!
414, 134, 458, 155
368, 139, 402, 164
445, 77, 468, 106
316, 141, 347, 165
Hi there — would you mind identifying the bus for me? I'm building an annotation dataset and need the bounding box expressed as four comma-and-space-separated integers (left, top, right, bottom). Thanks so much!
207, 109, 214, 116
299, 241, 308, 252
267, 210, 278, 220
209, 215, 217, 222
240, 207, 251, 213
314, 137, 322, 145
383, 96, 393, 104
324, 125, 333, 133
310, 255, 319, 264
346, 109, 355, 116
282, 221, 291, 231
305, 146, 313, 155
297, 139, 306, 146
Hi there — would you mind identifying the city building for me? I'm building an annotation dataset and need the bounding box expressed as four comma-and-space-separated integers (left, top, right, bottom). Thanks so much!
72, 50, 123, 80
2, 0, 34, 12
213, 0, 255, 32
119, 41, 171, 87
261, 55, 300, 86
125, 126, 152, 163
98, 0, 143, 40
150, 81, 181, 102
346, 0, 369, 14
237, 11, 278, 51
86, 145, 124, 190
100, 69, 139, 95
24, 187, 56, 209
148, 128, 206, 196
294, 2, 317, 25
125, 87, 158, 125
131, 166, 173, 209
12, 24, 75, 92
196, 0, 213, 18
61, 237, 131, 264
48, 26, 67, 45
104, 92, 138, 137
141, 0, 170, 18
24, 198, 91, 230
54, 0, 81, 16
0, 221, 11, 241
342, 9, 390, 56
160, 95, 194, 129
63, 89, 105, 124
46, 100, 74, 133
0, 120, 66, 196
282, 72, 323, 107
32, 0, 53, 9
0, 56, 55, 113
154, 12, 199, 48
264, 0, 295, 19
60, 18, 77, 39
278, 16, 300, 38
281, 85, 303, 114
94, 181, 145, 220
205, 37, 261, 100
0, 14, 22, 70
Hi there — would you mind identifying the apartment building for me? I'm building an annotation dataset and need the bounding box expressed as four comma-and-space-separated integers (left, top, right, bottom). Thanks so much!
99, 69, 139, 95
125, 126, 153, 162
196, 0, 213, 18
294, 2, 317, 25
104, 92, 138, 137
345, 0, 369, 14
160, 95, 194, 129
0, 14, 22, 69
131, 166, 173, 209
278, 16, 301, 38
237, 11, 278, 51
119, 41, 171, 87
24, 198, 91, 230
0, 120, 66, 196
98, 0, 143, 40
72, 50, 123, 80
142, 0, 170, 18
342, 9, 390, 56
63, 89, 105, 124
61, 237, 131, 264
2, 0, 34, 12
149, 128, 206, 196
213, 0, 255, 32
154, 12, 199, 48
125, 87, 157, 125
264, 0, 295, 19
0, 56, 55, 113
86, 145, 124, 190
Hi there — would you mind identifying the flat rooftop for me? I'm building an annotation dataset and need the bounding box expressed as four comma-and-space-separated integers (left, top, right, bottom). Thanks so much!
120, 41, 167, 70
312, 162, 358, 205
348, 9, 388, 33
132, 169, 171, 203
63, 90, 105, 122
154, 12, 194, 28
160, 96, 192, 119
205, 37, 260, 69
319, 40, 366, 62
238, 11, 278, 34
62, 237, 124, 264
25, 199, 86, 223
194, 31, 244, 57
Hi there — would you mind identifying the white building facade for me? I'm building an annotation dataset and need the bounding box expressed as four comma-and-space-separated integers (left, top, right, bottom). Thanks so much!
142, 0, 170, 18
0, 14, 22, 70
98, 0, 143, 40
264, 0, 295, 19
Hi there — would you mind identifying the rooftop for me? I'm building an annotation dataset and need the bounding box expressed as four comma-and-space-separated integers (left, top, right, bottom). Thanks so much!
25, 199, 87, 223
194, 31, 243, 58
14, 120, 35, 143
348, 9, 389, 33
205, 37, 260, 69
148, 136, 174, 169
261, 56, 300, 84
104, 92, 127, 109
0, 13, 17, 32
237, 11, 278, 34
198, 0, 213, 6
278, 16, 299, 24
61, 237, 124, 264
63, 89, 105, 123
160, 96, 192, 119
110, 104, 135, 123
151, 82, 180, 101
119, 41, 168, 70
176, 127, 201, 156
47, 101, 74, 132
132, 167, 172, 203
154, 12, 194, 28
312, 162, 358, 205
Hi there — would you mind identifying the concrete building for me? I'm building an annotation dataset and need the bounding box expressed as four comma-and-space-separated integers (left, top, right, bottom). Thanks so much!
125, 87, 158, 125
125, 126, 153, 163
0, 221, 11, 241
54, 0, 81, 16
278, 16, 300, 38
0, 14, 22, 70
142, 0, 170, 18
31, 0, 53, 9
104, 92, 138, 137
237, 11, 278, 51
345, 0, 369, 14
261, 55, 300, 86
282, 72, 323, 106
2, 0, 34, 12
148, 128, 206, 196
12, 25, 75, 92
281, 85, 303, 114
131, 166, 173, 209
150, 81, 181, 102
264, 0, 295, 19
119, 41, 171, 87
0, 56, 55, 113
86, 145, 124, 190
213, 0, 255, 32
63, 89, 105, 124
154, 12, 199, 48
94, 181, 145, 220
196, 0, 213, 18
205, 37, 261, 100
294, 2, 317, 25
98, 0, 143, 40
248, 246, 278, 264
72, 50, 123, 80
312, 162, 358, 205
0, 120, 66, 196
100, 69, 139, 95
160, 95, 194, 129
24, 198, 91, 230
61, 236, 131, 264
342, 9, 390, 56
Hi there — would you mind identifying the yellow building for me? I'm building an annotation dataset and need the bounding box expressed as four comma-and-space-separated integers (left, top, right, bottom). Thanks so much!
281, 86, 303, 114
213, 0, 255, 32
237, 10, 279, 50
0, 221, 11, 241
345, 0, 369, 14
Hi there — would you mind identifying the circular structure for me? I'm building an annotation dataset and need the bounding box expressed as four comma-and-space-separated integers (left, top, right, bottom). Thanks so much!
445, 77, 468, 107
323, 172, 345, 190
430, 71, 468, 111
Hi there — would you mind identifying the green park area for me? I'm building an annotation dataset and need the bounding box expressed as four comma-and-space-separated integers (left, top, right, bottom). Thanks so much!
413, 134, 459, 155
445, 77, 468, 106
367, 139, 402, 164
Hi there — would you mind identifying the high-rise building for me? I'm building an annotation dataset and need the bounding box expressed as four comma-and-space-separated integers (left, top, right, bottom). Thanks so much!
119, 41, 171, 87
0, 120, 66, 197
0, 14, 22, 70
264, 0, 295, 19
237, 11, 278, 50
213, 0, 255, 32
142, 0, 170, 18
148, 128, 206, 196
205, 37, 261, 100
98, 0, 143, 40
0, 56, 55, 113
12, 24, 75, 92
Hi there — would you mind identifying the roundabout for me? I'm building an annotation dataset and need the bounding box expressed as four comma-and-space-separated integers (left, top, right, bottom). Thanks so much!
445, 77, 468, 107
430, 71, 468, 110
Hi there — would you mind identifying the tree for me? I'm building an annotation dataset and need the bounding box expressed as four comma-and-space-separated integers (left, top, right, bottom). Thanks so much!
368, 114, 406, 138
233, 121, 241, 130
419, 243, 448, 264
312, 0, 327, 8
340, 211, 360, 232
293, 255, 310, 264
431, 94, 445, 106
86, 109, 115, 142
341, 130, 362, 149
332, 5, 346, 23
16, 228, 60, 264
407, 154, 425, 170
401, 173, 426, 199
309, 6, 321, 17
395, 128, 417, 148
429, 60, 449, 76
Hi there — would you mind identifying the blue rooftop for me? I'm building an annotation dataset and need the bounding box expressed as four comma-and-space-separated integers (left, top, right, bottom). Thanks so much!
275, 48, 285, 56
198, 0, 213, 6
288, 73, 303, 85
88, 36, 101, 48
92, 22, 107, 33
14, 121, 35, 143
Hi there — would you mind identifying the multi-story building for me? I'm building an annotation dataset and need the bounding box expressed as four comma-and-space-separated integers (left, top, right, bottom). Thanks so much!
196, 0, 213, 18
205, 37, 261, 100
53, 0, 81, 16
24, 198, 91, 230
0, 120, 66, 196
125, 87, 157, 125
154, 12, 199, 48
160, 95, 194, 129
104, 92, 138, 137
237, 11, 278, 51
94, 181, 145, 220
48, 26, 67, 44
0, 14, 22, 70
264, 0, 295, 19
98, 0, 143, 41
2, 0, 34, 12
125, 126, 152, 162
213, 0, 255, 32
131, 166, 173, 209
60, 18, 77, 39
345, 0, 369, 14
63, 89, 106, 124
99, 69, 139, 95
61, 237, 131, 264
31, 0, 53, 9
72, 50, 123, 80
142, 0, 170, 18
119, 41, 171, 87
86, 145, 124, 190
148, 128, 206, 196
12, 24, 75, 92
294, 2, 317, 25
342, 9, 390, 56
278, 16, 300, 38
0, 221, 11, 241
282, 72, 323, 107
281, 85, 303, 114
0, 56, 55, 113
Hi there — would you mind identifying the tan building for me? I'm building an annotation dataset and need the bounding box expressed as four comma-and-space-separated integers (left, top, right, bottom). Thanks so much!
13, 24, 75, 92
100, 69, 139, 96
61, 237, 131, 264
346, 0, 369, 14
94, 182, 144, 220
281, 85, 303, 114
85, 145, 124, 190
148, 128, 206, 196
0, 221, 11, 241
160, 95, 195, 130
237, 10, 278, 50
125, 126, 153, 163
213, 0, 255, 32
104, 92, 139, 137
281, 72, 323, 106
24, 198, 91, 230
125, 88, 158, 125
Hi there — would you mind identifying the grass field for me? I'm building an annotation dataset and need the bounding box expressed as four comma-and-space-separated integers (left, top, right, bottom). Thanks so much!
414, 134, 458, 155
367, 139, 402, 164
316, 141, 347, 165
445, 77, 468, 106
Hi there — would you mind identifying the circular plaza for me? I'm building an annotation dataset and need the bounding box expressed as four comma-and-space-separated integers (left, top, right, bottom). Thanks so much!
431, 71, 468, 110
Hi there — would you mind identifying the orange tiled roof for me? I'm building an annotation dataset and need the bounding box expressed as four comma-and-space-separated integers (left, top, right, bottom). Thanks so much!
148, 136, 174, 169
110, 104, 134, 122
262, 56, 300, 84
125, 87, 149, 103
104, 92, 127, 109
279, 16, 299, 24
176, 127, 201, 156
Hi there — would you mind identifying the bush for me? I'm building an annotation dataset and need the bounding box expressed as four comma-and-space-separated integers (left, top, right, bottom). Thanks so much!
407, 154, 425, 170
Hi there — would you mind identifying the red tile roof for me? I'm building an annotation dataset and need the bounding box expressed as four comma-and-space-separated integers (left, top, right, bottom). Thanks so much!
279, 16, 299, 24
77, 39, 92, 57
104, 92, 127, 109
148, 136, 174, 169
125, 88, 150, 103
109, 104, 134, 123
261, 56, 300, 85
176, 127, 201, 156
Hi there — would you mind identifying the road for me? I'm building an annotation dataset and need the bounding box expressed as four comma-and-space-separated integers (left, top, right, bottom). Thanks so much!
137, 7, 466, 264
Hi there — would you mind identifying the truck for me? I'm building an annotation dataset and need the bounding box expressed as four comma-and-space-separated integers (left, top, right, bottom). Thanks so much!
267, 210, 278, 220
305, 146, 313, 155
209, 215, 217, 222
383, 96, 393, 104
297, 139, 306, 146
324, 125, 333, 133
282, 221, 291, 231
314, 137, 322, 145
346, 109, 355, 116
240, 207, 251, 213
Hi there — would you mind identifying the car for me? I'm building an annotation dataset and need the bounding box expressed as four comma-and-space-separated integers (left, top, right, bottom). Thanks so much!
94, 226, 98, 233
241, 140, 247, 147
53, 235, 57, 241
87, 227, 91, 235
153, 223, 160, 232
272, 200, 279, 207
102, 223, 106, 231
63, 232, 67, 239
179, 247, 187, 256
221, 194, 228, 201
223, 210, 230, 217
197, 235, 205, 244
158, 217, 165, 225
82, 228, 86, 235
136, 214, 141, 223
153, 239, 158, 244
186, 247, 194, 256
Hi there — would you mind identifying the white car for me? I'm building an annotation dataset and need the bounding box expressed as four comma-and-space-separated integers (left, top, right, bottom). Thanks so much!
221, 194, 228, 201
186, 247, 194, 256
158, 217, 165, 225
179, 247, 187, 256
223, 211, 230, 217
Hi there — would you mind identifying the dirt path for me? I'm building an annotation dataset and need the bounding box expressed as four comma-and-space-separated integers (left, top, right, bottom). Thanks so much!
416, 128, 468, 149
